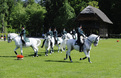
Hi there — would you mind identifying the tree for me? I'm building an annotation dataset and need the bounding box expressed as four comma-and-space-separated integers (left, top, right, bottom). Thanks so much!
68, 0, 99, 16
11, 2, 28, 32
99, 0, 121, 34
53, 0, 76, 33
6, 0, 15, 32
25, 3, 46, 36
88, 1, 99, 8
0, 0, 9, 33
43, 0, 63, 32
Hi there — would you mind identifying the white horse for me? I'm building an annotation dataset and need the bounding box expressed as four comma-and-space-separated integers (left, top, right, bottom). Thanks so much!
64, 34, 100, 63
57, 36, 67, 52
57, 33, 71, 53
44, 35, 55, 56
58, 33, 77, 52
7, 33, 41, 57
55, 37, 63, 52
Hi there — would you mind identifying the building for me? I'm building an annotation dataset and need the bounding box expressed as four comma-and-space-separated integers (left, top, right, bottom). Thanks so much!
75, 5, 113, 37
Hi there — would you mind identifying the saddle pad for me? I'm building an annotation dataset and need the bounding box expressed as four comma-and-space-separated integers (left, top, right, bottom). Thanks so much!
25, 38, 30, 42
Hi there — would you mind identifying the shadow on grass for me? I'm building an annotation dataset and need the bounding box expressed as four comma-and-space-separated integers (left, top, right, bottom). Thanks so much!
27, 51, 46, 57
0, 51, 46, 58
0, 56, 16, 57
45, 60, 80, 63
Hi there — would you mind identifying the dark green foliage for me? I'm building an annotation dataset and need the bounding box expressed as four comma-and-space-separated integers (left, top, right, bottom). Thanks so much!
99, 0, 121, 34
53, 0, 76, 33
0, 0, 120, 35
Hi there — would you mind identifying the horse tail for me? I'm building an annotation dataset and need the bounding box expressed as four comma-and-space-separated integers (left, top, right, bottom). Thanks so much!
36, 39, 41, 47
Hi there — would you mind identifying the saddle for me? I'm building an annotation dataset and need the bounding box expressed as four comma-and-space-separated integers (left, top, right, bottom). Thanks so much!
25, 38, 30, 42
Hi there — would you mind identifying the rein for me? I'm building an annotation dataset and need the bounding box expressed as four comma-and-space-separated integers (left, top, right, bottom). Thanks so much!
87, 38, 93, 43
12, 35, 18, 40
87, 36, 99, 43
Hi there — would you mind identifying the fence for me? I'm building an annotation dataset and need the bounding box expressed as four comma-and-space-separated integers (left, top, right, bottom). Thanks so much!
109, 34, 121, 38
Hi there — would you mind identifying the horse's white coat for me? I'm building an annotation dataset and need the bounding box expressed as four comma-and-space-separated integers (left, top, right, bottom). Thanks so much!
44, 35, 55, 56
8, 33, 41, 56
65, 34, 100, 63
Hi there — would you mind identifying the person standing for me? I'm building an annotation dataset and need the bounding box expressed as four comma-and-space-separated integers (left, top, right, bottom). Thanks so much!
4, 35, 6, 41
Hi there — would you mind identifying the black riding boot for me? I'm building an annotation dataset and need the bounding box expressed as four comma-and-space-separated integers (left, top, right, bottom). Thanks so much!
55, 40, 57, 44
79, 43, 83, 52
50, 41, 53, 48
41, 39, 46, 48
22, 40, 25, 46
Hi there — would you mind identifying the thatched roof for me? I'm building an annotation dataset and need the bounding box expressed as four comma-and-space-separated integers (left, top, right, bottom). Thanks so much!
75, 6, 113, 24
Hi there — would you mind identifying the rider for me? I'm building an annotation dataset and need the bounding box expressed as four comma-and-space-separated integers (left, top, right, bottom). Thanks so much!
71, 28, 76, 39
53, 28, 58, 44
20, 26, 26, 46
61, 28, 67, 39
76, 25, 86, 52
41, 27, 53, 48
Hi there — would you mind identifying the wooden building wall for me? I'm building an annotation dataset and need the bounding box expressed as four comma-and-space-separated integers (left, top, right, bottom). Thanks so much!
79, 21, 108, 37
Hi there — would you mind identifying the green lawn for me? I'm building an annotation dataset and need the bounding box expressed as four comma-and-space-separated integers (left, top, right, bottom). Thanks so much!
0, 39, 121, 78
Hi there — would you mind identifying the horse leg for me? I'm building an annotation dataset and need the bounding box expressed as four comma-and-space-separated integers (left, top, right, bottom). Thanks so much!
64, 54, 68, 60
35, 47, 38, 57
83, 50, 92, 63
88, 57, 92, 63
80, 56, 87, 60
87, 51, 92, 63
32, 46, 38, 57
20, 46, 23, 55
34, 51, 38, 57
69, 56, 73, 62
34, 49, 38, 57
57, 44, 60, 53
14, 47, 19, 55
68, 51, 73, 62
64, 50, 72, 62
59, 44, 63, 53
45, 49, 48, 56
50, 46, 53, 54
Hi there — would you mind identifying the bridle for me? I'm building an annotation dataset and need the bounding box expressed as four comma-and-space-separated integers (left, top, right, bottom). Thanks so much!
8, 35, 18, 40
8, 34, 18, 42
87, 36, 99, 44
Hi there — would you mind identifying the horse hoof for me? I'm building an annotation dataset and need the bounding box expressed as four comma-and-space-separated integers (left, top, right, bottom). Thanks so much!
80, 58, 83, 60
45, 54, 48, 56
89, 61, 92, 63
64, 58, 67, 60
70, 60, 73, 62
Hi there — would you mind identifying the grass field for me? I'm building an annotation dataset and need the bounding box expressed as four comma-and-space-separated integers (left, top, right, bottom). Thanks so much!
0, 39, 121, 78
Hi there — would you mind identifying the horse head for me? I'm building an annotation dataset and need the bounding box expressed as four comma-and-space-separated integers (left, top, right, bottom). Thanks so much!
87, 34, 100, 46
62, 34, 69, 40
7, 33, 18, 43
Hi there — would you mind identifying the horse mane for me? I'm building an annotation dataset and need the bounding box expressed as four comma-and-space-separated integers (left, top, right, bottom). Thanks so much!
9, 33, 19, 36
9, 33, 18, 35
89, 34, 98, 37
